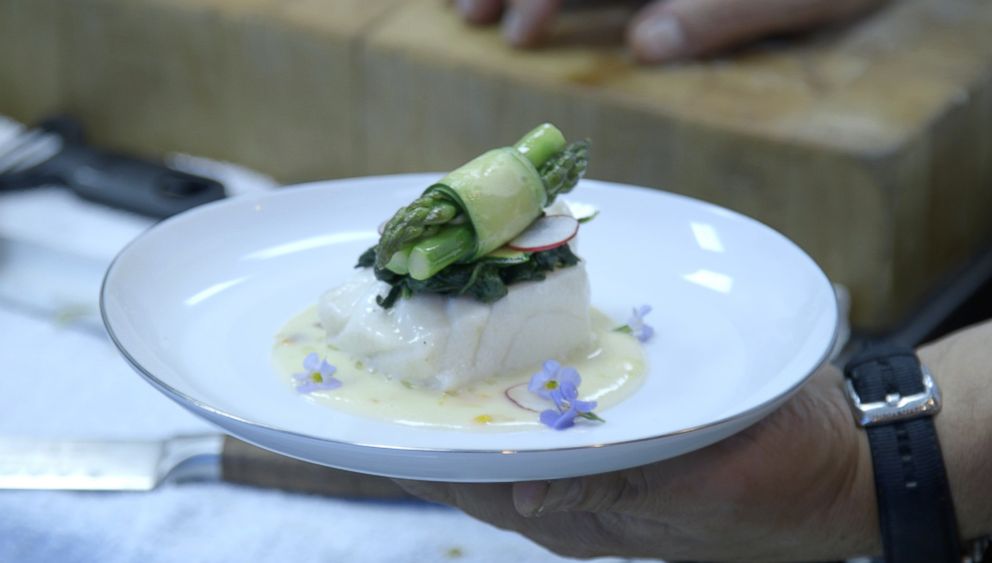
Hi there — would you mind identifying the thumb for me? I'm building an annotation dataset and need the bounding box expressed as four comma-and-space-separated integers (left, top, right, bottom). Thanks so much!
627, 0, 887, 63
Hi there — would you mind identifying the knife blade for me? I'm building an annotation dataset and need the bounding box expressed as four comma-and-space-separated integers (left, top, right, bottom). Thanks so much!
0, 434, 220, 491
0, 434, 412, 500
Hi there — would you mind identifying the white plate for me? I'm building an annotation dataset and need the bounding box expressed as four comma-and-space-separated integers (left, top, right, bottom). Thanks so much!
102, 174, 837, 482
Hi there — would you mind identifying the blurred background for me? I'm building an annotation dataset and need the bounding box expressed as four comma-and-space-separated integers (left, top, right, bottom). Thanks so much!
3, 0, 992, 330
0, 0, 990, 561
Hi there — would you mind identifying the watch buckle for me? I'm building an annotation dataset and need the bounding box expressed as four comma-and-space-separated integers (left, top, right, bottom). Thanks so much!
845, 366, 942, 427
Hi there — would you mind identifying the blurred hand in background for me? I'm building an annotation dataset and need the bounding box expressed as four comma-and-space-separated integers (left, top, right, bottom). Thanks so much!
455, 0, 888, 63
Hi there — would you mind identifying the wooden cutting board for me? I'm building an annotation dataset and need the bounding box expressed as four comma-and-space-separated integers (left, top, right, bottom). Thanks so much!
1, 0, 990, 328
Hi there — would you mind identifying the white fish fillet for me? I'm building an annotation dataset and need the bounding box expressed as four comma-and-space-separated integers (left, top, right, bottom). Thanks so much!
317, 261, 593, 391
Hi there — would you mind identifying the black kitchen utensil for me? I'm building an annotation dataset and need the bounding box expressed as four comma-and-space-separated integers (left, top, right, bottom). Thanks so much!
0, 115, 225, 218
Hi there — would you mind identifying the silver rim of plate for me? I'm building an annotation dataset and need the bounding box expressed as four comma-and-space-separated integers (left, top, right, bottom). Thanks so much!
100, 175, 839, 459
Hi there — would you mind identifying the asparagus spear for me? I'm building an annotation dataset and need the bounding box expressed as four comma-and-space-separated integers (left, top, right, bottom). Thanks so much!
405, 139, 590, 280
407, 225, 475, 281
539, 139, 590, 203
376, 191, 459, 268
376, 124, 566, 269
513, 122, 567, 168
375, 125, 590, 280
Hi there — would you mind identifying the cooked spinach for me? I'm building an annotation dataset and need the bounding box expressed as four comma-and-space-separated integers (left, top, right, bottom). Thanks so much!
355, 244, 580, 309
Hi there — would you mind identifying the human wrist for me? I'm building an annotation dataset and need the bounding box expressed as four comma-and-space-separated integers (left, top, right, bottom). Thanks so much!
820, 366, 883, 557
917, 323, 992, 542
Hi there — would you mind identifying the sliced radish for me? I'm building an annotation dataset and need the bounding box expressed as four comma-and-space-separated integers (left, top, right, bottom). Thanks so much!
507, 215, 579, 252
505, 383, 551, 413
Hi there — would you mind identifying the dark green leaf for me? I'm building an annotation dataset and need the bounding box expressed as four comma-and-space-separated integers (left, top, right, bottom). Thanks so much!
360, 243, 580, 309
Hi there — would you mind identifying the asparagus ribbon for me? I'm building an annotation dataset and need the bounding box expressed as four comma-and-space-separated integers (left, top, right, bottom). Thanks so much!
375, 124, 590, 280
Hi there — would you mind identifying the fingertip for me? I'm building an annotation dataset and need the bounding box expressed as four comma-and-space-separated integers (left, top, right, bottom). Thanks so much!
503, 6, 538, 47
394, 479, 451, 504
531, 477, 587, 514
502, 0, 562, 48
456, 0, 503, 25
629, 0, 882, 64
512, 481, 550, 517
628, 13, 689, 64
502, 8, 527, 46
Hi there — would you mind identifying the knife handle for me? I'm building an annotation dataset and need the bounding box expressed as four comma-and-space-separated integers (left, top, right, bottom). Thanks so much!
37, 144, 225, 218
219, 436, 414, 500
0, 115, 227, 217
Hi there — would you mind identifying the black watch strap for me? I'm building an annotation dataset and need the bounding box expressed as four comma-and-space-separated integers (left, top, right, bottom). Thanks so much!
845, 343, 961, 563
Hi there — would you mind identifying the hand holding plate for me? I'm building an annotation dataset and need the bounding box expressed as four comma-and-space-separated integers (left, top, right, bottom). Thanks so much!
398, 364, 881, 561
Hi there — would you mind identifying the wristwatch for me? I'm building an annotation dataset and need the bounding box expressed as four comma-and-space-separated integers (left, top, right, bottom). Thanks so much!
843, 343, 962, 562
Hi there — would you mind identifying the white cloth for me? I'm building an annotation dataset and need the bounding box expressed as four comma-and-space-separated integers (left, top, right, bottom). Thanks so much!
0, 156, 639, 562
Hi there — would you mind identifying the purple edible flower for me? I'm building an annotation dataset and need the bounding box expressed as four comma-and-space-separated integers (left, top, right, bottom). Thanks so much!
293, 352, 342, 394
528, 360, 581, 405
529, 361, 603, 430
626, 304, 654, 343
538, 381, 599, 430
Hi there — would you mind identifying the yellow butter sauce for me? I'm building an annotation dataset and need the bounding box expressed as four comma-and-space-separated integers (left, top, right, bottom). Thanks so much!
273, 307, 646, 431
